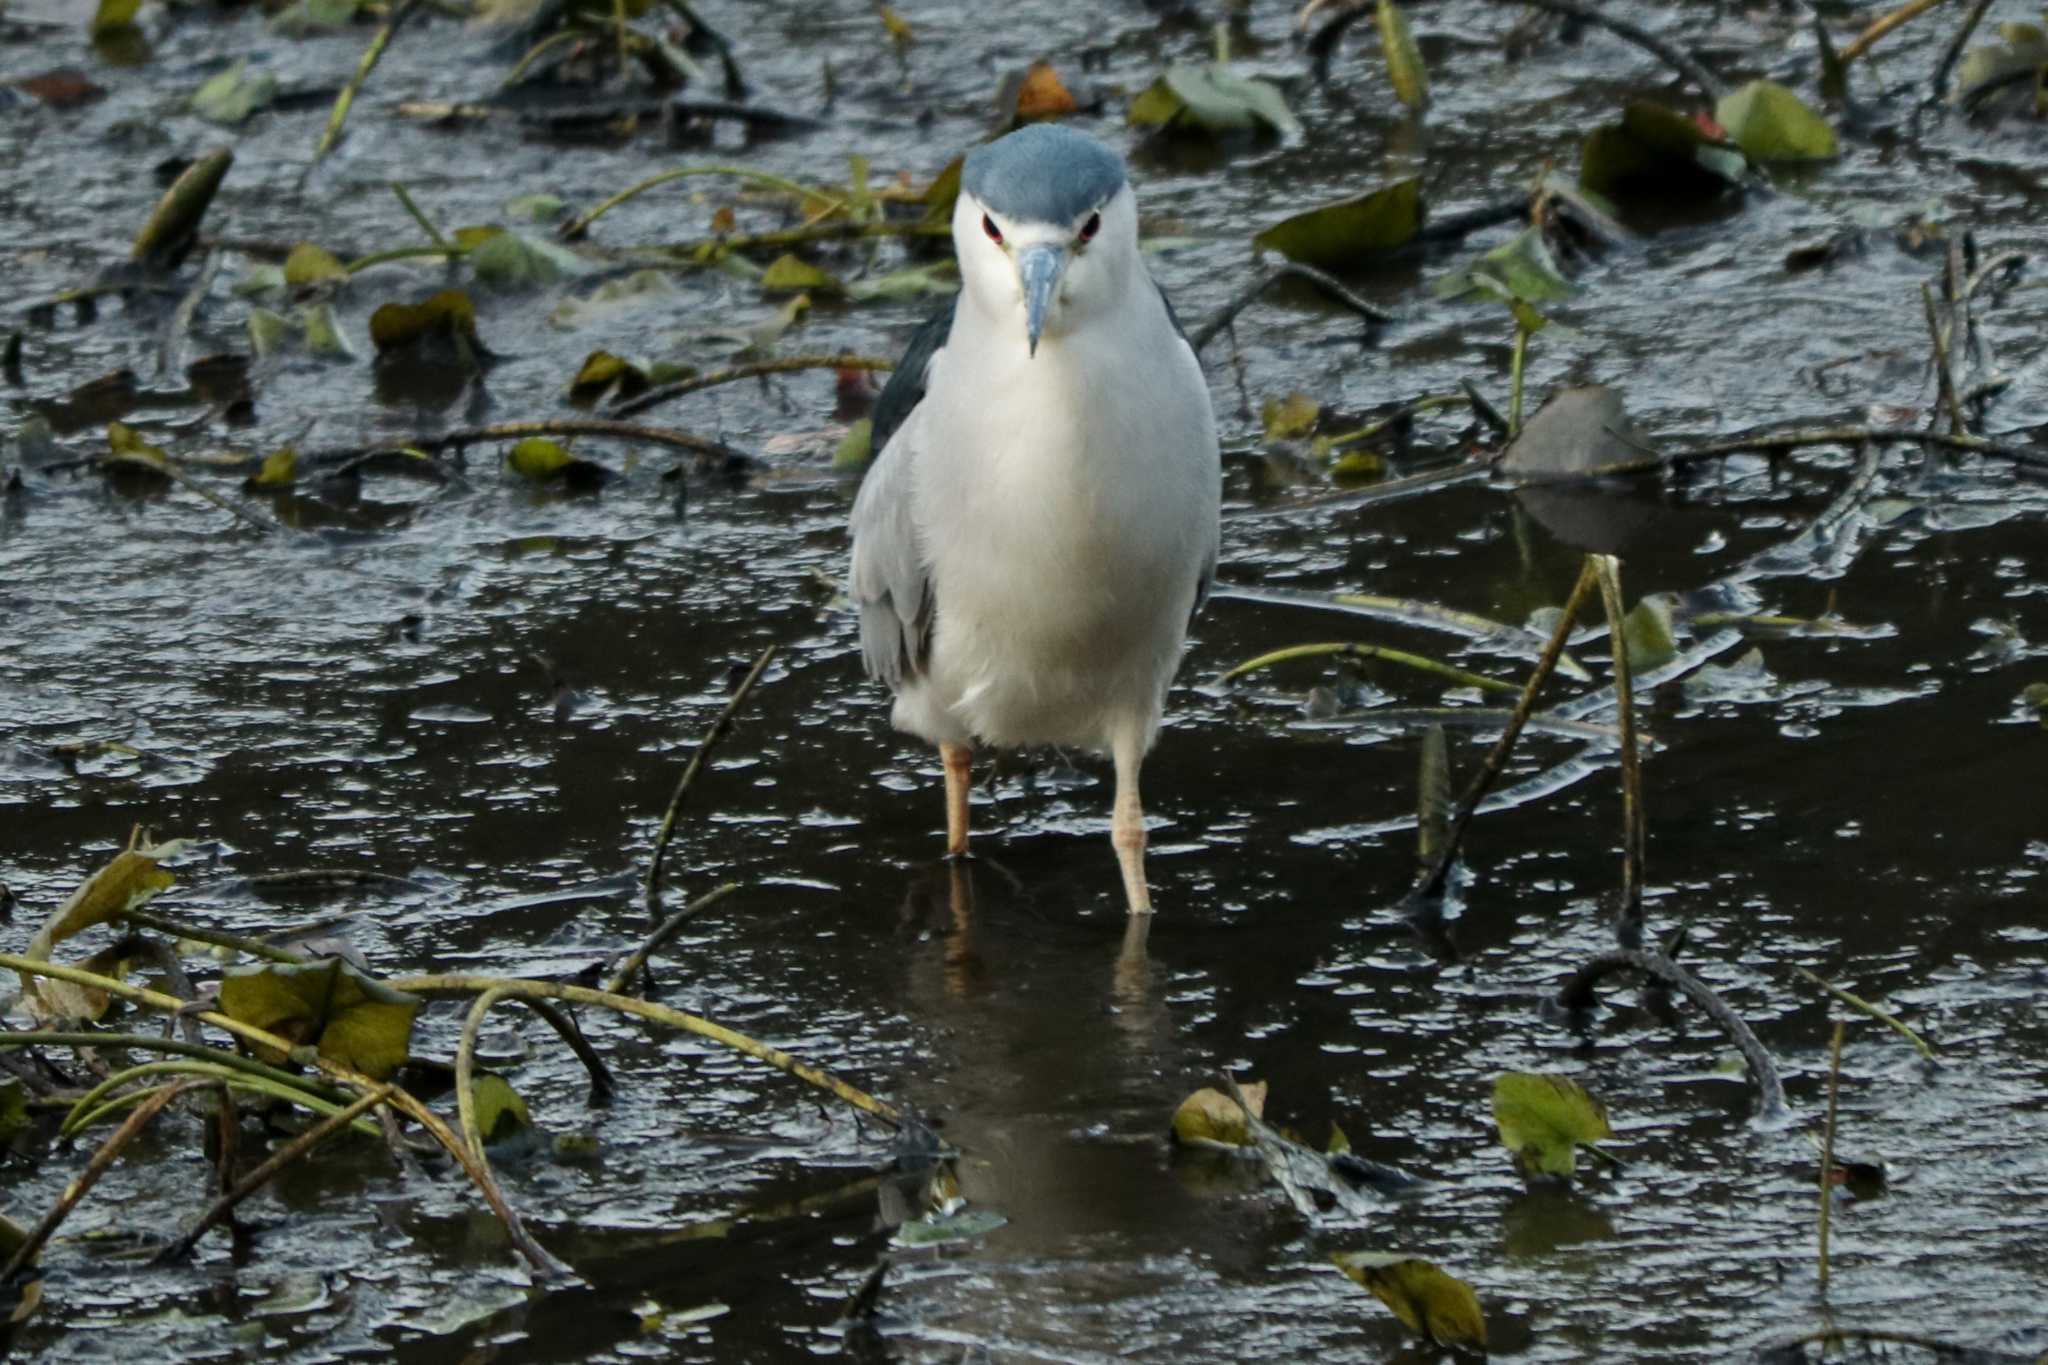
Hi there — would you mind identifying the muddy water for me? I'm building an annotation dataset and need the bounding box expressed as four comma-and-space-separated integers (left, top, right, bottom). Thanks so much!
4, 0, 2047, 1360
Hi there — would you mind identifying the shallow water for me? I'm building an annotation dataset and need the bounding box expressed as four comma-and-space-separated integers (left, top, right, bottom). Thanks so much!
4, 1, 2047, 1360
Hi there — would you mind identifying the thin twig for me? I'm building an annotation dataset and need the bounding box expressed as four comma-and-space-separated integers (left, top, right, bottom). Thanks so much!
1793, 966, 1935, 1060
102, 452, 285, 535
1818, 1018, 1845, 1290
1554, 947, 1791, 1120
610, 353, 896, 420
560, 164, 846, 242
306, 419, 752, 470
1191, 261, 1393, 356
1519, 425, 2048, 480
510, 997, 617, 1100
1416, 558, 1600, 899
1592, 555, 1645, 936
644, 647, 777, 910
1840, 0, 1949, 63
389, 973, 905, 1129
156, 1084, 395, 1263
120, 906, 310, 965
605, 882, 740, 996
1, 1079, 201, 1282
308, 0, 426, 178
1493, 0, 1725, 101
1921, 281, 1966, 434
390, 182, 452, 251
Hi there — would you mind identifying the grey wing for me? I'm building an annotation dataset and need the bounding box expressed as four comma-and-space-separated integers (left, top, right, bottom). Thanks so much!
849, 369, 937, 691
1156, 277, 1216, 624
868, 296, 956, 456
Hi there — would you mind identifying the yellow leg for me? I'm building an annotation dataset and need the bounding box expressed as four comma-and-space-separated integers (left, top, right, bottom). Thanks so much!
940, 741, 972, 856
1110, 735, 1152, 914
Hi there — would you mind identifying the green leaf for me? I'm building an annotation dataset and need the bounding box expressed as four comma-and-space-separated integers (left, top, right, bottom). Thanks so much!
1333, 1253, 1486, 1348
216, 959, 422, 1081
300, 303, 353, 358
235, 264, 287, 299
468, 230, 586, 290
1492, 1072, 1612, 1176
1170, 1081, 1265, 1149
567, 350, 652, 405
1434, 225, 1573, 306
471, 1073, 533, 1148
269, 0, 361, 36
845, 261, 957, 302
22, 836, 183, 972
0, 1078, 26, 1143
191, 59, 278, 127
1581, 101, 1746, 200
504, 192, 567, 224
369, 288, 482, 355
247, 306, 296, 358
1622, 595, 1679, 671
759, 253, 843, 294
508, 437, 574, 480
1715, 79, 1837, 161
1950, 25, 2048, 107
1261, 391, 1320, 442
283, 242, 348, 289
249, 446, 298, 487
833, 417, 873, 470
1129, 63, 1299, 138
548, 269, 676, 330
91, 0, 143, 34
1252, 178, 1421, 269
1376, 0, 1429, 110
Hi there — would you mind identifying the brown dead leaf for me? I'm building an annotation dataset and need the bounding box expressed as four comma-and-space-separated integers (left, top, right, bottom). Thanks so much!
1016, 61, 1078, 119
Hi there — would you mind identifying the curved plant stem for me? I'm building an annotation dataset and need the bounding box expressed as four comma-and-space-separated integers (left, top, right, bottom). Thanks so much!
456, 989, 511, 1185
645, 647, 776, 910
0, 1031, 345, 1105
157, 1083, 395, 1263
61, 1061, 373, 1140
1527, 425, 2048, 481
1840, 0, 1947, 63
561, 166, 845, 241
1554, 947, 1791, 1120
119, 907, 310, 965
0, 953, 571, 1279
511, 997, 617, 1100
1, 1079, 201, 1283
1591, 555, 1645, 930
652, 219, 951, 258
1792, 966, 1935, 1060
1493, 0, 1724, 100
390, 182, 452, 251
345, 243, 462, 275
387, 974, 905, 1129
607, 882, 739, 996
1215, 642, 1520, 695
610, 353, 897, 420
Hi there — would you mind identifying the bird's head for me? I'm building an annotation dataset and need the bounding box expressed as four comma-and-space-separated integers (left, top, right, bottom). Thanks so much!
954, 125, 1137, 356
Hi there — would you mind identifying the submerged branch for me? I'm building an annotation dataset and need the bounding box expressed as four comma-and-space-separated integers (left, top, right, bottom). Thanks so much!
645, 647, 777, 911
610, 353, 896, 420
1191, 260, 1394, 355
1554, 947, 1790, 1120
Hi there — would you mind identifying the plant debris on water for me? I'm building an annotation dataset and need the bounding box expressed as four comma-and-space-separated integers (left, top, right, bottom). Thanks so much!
3, 1, 2046, 1362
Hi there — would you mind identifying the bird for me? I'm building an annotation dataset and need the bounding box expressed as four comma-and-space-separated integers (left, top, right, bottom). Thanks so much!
848, 124, 1220, 915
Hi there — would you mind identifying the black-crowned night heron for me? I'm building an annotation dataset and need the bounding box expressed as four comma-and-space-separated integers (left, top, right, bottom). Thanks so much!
849, 124, 1221, 914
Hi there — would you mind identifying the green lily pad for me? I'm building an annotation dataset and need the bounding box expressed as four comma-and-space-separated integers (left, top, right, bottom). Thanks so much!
283, 243, 348, 289
191, 59, 277, 126
1130, 62, 1299, 138
1581, 101, 1746, 200
1333, 1252, 1487, 1349
1261, 391, 1320, 442
300, 303, 353, 359
833, 417, 873, 470
468, 230, 586, 290
91, 0, 142, 34
1715, 79, 1837, 161
471, 1073, 533, 1148
1252, 178, 1421, 269
1492, 1071, 1612, 1177
1434, 225, 1573, 306
217, 959, 422, 1080
759, 253, 843, 294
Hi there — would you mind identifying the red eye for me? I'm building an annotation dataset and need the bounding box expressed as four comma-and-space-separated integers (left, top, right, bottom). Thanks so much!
982, 213, 1003, 244
1078, 211, 1101, 244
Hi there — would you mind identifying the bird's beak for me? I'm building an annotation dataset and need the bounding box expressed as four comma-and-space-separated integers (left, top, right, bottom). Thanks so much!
1016, 244, 1067, 357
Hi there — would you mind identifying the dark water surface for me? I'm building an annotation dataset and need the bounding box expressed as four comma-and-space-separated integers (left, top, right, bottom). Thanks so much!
4, 1, 2047, 1360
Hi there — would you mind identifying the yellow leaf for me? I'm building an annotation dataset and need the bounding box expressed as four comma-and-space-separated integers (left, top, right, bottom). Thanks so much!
507, 437, 574, 480
1492, 1072, 1612, 1176
1170, 1081, 1266, 1148
283, 242, 348, 288
878, 3, 912, 44
251, 446, 298, 487
91, 0, 143, 34
1261, 391, 1320, 442
1333, 1252, 1487, 1348
1376, 0, 1430, 110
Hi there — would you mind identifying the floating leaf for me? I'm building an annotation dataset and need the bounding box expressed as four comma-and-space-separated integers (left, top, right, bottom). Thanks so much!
1333, 1253, 1487, 1349
1581, 101, 1745, 200
1621, 595, 1679, 671
1715, 79, 1837, 161
0, 1078, 26, 1143
507, 437, 573, 480
105, 421, 171, 472
1170, 1081, 1267, 1149
1014, 59, 1079, 120
759, 253, 842, 294
469, 230, 586, 290
1253, 177, 1421, 268
746, 292, 812, 351
17, 832, 184, 1019
1434, 225, 1573, 306
1951, 24, 2048, 110
216, 959, 422, 1080
1261, 391, 1320, 442
567, 350, 651, 405
877, 3, 912, 45
131, 148, 233, 267
847, 260, 957, 302
549, 269, 676, 330
247, 306, 296, 357
833, 417, 873, 470
471, 1073, 533, 1148
191, 59, 277, 126
300, 303, 353, 358
369, 288, 487, 362
284, 242, 348, 289
269, 0, 361, 36
249, 446, 298, 488
91, 0, 143, 34
1129, 63, 1300, 138
504, 192, 567, 223
1376, 0, 1429, 110
1492, 1072, 1612, 1177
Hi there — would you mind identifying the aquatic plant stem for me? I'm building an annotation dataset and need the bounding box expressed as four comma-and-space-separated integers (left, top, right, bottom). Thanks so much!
1215, 642, 1520, 694
1819, 1019, 1845, 1290
1591, 555, 1645, 931
390, 182, 452, 252
157, 1083, 396, 1263
1, 1079, 201, 1283
606, 882, 739, 995
309, 0, 426, 178
1931, 0, 1996, 98
1189, 260, 1394, 355
1554, 947, 1791, 1120
1840, 0, 1948, 63
561, 166, 847, 241
387, 974, 906, 1128
1492, 0, 1725, 100
1792, 966, 1935, 1060
610, 353, 897, 420
1416, 557, 1600, 900
644, 647, 776, 911
1921, 281, 1966, 434
456, 990, 512, 1196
